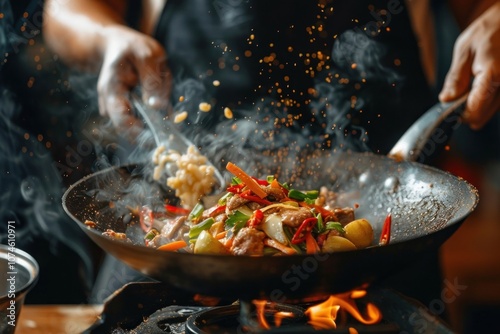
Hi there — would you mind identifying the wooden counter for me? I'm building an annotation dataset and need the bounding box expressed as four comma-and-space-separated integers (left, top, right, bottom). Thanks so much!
16, 305, 103, 334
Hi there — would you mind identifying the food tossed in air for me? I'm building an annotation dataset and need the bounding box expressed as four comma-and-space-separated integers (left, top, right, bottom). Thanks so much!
152, 144, 217, 208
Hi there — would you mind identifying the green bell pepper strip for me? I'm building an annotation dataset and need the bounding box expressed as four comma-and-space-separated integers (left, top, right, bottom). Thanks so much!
188, 217, 216, 240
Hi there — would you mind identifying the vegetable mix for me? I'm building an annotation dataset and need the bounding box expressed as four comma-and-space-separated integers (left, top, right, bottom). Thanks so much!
131, 162, 379, 255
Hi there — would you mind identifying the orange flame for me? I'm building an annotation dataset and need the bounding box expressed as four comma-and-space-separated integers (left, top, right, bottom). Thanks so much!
274, 311, 295, 327
253, 301, 297, 329
254, 300, 271, 330
305, 290, 382, 330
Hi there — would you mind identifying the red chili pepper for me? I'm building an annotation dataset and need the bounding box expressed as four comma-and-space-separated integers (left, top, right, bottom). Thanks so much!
252, 177, 269, 186
291, 217, 318, 244
313, 205, 336, 222
379, 213, 392, 246
165, 204, 191, 215
316, 233, 327, 247
227, 183, 245, 194
239, 190, 272, 206
204, 204, 227, 218
247, 209, 264, 227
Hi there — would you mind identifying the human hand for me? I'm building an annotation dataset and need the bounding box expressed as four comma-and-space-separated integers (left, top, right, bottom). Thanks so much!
97, 26, 171, 129
439, 2, 500, 130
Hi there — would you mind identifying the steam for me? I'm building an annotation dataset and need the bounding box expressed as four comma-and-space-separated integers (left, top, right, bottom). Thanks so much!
21, 8, 407, 242
0, 0, 102, 295
68, 7, 407, 181
331, 30, 402, 83
315, 29, 403, 152
0, 88, 94, 289
159, 28, 404, 179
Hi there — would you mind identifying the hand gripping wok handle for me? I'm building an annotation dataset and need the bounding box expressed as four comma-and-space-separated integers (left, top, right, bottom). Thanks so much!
388, 94, 468, 163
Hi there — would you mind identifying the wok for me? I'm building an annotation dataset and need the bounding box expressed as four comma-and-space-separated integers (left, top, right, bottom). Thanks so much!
62, 95, 478, 301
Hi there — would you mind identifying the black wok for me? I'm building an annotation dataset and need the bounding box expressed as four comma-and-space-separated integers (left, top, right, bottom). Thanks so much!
62, 96, 478, 301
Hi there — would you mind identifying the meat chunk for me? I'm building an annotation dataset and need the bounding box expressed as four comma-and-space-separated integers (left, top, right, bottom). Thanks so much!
334, 207, 355, 225
102, 229, 127, 240
246, 202, 262, 211
161, 216, 189, 240
226, 194, 249, 211
226, 194, 265, 212
146, 234, 170, 248
230, 227, 265, 256
263, 187, 286, 201
280, 207, 314, 227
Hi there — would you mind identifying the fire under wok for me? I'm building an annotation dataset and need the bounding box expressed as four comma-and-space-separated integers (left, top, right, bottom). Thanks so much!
62, 96, 479, 301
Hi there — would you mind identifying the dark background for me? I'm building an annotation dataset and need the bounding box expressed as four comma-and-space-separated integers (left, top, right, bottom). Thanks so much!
1, 1, 499, 332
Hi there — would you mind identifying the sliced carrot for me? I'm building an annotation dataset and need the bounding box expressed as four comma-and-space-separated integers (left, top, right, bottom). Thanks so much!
157, 240, 188, 251
305, 233, 320, 254
226, 162, 267, 199
264, 238, 297, 255
223, 237, 234, 249
270, 179, 281, 189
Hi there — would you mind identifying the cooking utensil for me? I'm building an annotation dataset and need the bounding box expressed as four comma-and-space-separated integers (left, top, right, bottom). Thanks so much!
0, 245, 39, 334
62, 96, 478, 301
131, 93, 226, 194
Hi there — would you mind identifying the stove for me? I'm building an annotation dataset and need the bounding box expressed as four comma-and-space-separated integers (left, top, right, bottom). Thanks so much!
84, 282, 453, 334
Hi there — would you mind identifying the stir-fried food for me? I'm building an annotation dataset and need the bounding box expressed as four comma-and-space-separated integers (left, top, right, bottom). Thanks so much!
152, 144, 217, 208
131, 162, 376, 255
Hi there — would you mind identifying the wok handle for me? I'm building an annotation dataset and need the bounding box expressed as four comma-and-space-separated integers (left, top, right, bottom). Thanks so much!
388, 94, 468, 163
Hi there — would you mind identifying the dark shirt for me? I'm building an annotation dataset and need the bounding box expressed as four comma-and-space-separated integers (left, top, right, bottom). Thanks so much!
154, 0, 435, 153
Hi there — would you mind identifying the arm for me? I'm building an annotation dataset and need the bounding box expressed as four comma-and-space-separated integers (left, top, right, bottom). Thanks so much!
439, 0, 500, 130
43, 0, 127, 71
43, 0, 171, 128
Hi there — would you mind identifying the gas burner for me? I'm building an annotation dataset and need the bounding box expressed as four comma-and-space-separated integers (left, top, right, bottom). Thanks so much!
185, 302, 306, 334
136, 306, 205, 334
85, 282, 454, 334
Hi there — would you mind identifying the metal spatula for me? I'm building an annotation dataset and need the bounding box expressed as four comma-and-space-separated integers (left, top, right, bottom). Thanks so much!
130, 93, 226, 198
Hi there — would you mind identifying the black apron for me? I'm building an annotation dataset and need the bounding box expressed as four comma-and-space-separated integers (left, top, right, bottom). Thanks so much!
154, 0, 435, 153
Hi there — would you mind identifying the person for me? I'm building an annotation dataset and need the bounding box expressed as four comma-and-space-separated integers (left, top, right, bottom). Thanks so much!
42, 0, 500, 136
42, 0, 499, 310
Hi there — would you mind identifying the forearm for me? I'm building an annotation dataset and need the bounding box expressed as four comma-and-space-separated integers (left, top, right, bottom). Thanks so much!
448, 0, 499, 29
43, 0, 128, 71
